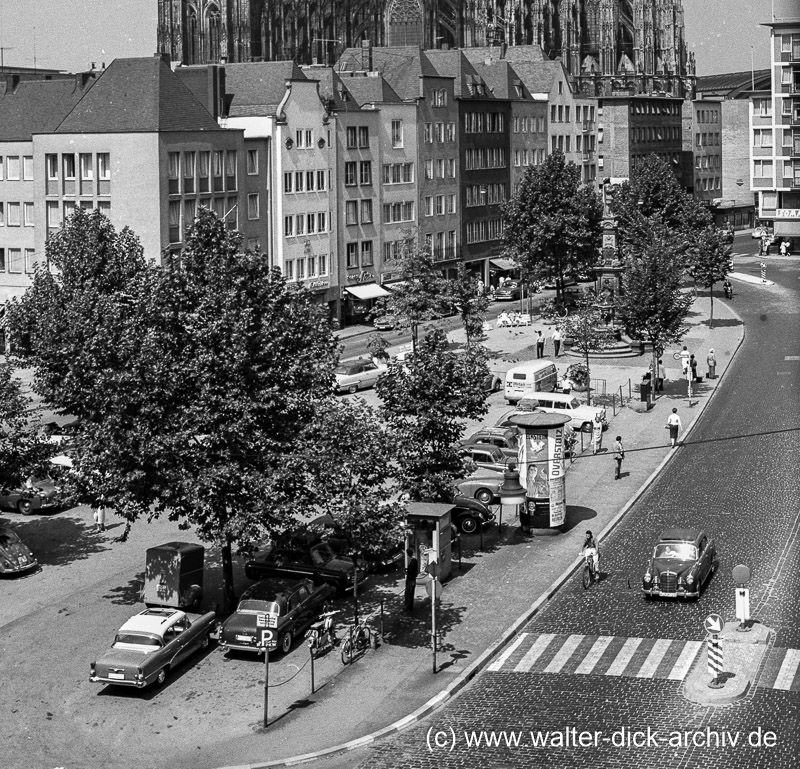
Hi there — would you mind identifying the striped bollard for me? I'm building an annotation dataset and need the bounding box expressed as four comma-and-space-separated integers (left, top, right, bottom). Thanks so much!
760, 262, 767, 283
707, 635, 724, 688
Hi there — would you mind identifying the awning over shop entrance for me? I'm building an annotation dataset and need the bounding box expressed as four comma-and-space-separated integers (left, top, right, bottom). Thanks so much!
344, 283, 390, 300
489, 258, 517, 271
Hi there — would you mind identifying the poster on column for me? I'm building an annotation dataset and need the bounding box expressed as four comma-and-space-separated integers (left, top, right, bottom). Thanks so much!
548, 427, 566, 526
522, 430, 549, 501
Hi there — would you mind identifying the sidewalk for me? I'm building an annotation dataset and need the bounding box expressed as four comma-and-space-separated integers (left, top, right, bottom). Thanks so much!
214, 294, 745, 769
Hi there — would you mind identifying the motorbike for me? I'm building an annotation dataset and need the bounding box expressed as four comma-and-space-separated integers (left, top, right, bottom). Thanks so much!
723, 283, 733, 299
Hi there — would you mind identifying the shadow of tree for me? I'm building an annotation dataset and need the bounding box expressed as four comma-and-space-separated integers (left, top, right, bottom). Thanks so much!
4, 514, 110, 567
103, 572, 145, 605
703, 317, 743, 328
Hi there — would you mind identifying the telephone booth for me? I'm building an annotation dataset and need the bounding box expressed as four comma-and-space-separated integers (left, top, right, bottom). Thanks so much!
405, 502, 454, 582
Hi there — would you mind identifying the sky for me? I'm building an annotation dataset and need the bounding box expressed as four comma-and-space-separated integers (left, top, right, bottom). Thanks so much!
0, 0, 794, 76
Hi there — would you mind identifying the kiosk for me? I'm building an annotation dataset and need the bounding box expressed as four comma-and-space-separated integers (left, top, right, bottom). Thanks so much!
405, 503, 454, 582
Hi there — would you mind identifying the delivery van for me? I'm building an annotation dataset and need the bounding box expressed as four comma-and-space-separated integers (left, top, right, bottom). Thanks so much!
504, 361, 559, 403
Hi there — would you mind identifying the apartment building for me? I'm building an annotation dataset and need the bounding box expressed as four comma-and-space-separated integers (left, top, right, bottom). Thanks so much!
753, 19, 800, 248
684, 99, 724, 206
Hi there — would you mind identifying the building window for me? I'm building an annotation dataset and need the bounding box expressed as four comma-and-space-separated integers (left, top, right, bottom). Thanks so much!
8, 248, 22, 273
226, 150, 237, 190
285, 260, 295, 281
359, 161, 372, 185
345, 200, 358, 225
23, 202, 34, 226
317, 170, 327, 190
247, 149, 259, 175
346, 126, 358, 148
213, 151, 224, 191
319, 254, 328, 276
0, 157, 3, 181
317, 212, 327, 232
0, 248, 4, 270
435, 123, 444, 142
296, 214, 305, 236
24, 248, 38, 273
247, 193, 259, 220
753, 159, 773, 178
424, 160, 433, 180
184, 151, 196, 194
346, 242, 358, 269
753, 129, 773, 148
424, 196, 433, 217
360, 200, 373, 224
296, 129, 313, 148
46, 154, 58, 180
361, 240, 373, 266
168, 201, 181, 243
295, 171, 305, 192
284, 172, 294, 193
424, 123, 433, 143
284, 216, 294, 237
197, 151, 209, 193
6, 202, 20, 227
391, 120, 403, 148
447, 194, 456, 214
435, 195, 444, 215
344, 161, 357, 186
22, 156, 33, 180
6, 156, 20, 180
358, 126, 369, 148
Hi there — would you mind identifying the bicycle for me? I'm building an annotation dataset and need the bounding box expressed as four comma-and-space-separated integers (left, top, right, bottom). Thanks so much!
581, 551, 599, 589
340, 615, 373, 665
305, 608, 338, 655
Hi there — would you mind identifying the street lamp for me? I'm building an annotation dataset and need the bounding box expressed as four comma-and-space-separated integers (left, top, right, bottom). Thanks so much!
499, 460, 526, 528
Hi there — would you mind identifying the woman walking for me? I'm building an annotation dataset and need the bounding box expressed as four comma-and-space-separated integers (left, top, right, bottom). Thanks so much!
666, 408, 682, 448
706, 348, 717, 379
591, 414, 604, 455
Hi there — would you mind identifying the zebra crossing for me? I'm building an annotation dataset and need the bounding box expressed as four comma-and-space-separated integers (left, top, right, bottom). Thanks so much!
487, 632, 800, 691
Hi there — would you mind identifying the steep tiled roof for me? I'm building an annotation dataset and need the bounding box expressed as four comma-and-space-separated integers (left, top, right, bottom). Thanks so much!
0, 76, 97, 141
502, 59, 564, 95
424, 49, 493, 98
472, 60, 520, 99
55, 57, 222, 133
225, 61, 308, 117
338, 74, 402, 107
337, 47, 444, 101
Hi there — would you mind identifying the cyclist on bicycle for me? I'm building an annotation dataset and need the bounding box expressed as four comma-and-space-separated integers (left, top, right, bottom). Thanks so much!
582, 530, 599, 581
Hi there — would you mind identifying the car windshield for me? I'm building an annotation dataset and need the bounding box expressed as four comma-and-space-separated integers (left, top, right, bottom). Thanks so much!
0, 531, 19, 547
113, 633, 162, 648
238, 600, 281, 615
569, 398, 580, 409
335, 365, 357, 376
654, 542, 697, 561
310, 543, 336, 566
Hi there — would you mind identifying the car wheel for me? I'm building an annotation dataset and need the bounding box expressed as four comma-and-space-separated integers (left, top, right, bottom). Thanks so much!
347, 384, 358, 394
16, 499, 34, 515
280, 630, 293, 654
199, 634, 210, 651
459, 516, 478, 535
155, 668, 168, 687
475, 488, 494, 506
187, 591, 202, 611
581, 422, 593, 433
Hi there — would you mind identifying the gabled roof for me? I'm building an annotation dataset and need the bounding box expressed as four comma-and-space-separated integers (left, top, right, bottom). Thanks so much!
471, 59, 528, 100
226, 61, 309, 117
0, 76, 97, 141
424, 49, 485, 98
502, 59, 566, 96
337, 74, 402, 107
55, 57, 222, 134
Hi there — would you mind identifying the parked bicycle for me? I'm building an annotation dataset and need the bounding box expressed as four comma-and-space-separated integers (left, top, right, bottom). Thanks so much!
340, 615, 373, 665
305, 608, 338, 655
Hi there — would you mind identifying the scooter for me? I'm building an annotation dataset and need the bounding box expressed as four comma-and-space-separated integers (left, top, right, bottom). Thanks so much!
723, 283, 733, 299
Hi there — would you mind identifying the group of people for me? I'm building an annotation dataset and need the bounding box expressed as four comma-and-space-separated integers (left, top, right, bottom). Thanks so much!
535, 328, 562, 358
678, 345, 717, 383
496, 310, 529, 328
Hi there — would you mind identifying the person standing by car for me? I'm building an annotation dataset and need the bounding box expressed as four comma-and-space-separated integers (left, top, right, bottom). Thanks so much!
404, 548, 419, 612
666, 407, 682, 448
613, 436, 624, 480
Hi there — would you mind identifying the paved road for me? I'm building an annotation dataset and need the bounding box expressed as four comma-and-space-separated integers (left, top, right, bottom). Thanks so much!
346, 253, 800, 768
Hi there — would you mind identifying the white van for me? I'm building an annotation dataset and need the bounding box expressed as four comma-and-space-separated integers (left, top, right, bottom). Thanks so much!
504, 361, 559, 403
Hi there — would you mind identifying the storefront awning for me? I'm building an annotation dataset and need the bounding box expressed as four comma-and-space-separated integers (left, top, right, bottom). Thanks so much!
489, 258, 517, 272
344, 283, 390, 300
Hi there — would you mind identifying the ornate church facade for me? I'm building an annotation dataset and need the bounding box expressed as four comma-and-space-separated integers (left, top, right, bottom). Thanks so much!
157, 1, 695, 96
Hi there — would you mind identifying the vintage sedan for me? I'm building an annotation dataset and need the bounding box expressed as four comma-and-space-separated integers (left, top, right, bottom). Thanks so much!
456, 471, 505, 506
219, 578, 335, 655
461, 428, 519, 456
460, 443, 513, 474
245, 539, 368, 595
0, 526, 38, 575
305, 514, 404, 572
450, 494, 495, 535
642, 528, 718, 600
0, 474, 62, 515
335, 359, 388, 394
494, 281, 522, 301
90, 607, 216, 688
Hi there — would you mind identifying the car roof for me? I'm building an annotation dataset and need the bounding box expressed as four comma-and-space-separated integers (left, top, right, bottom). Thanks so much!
658, 528, 703, 543
120, 608, 185, 636
241, 578, 313, 603
465, 442, 502, 452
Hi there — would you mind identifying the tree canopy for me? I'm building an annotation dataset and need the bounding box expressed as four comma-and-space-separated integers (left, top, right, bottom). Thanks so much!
502, 151, 603, 303
685, 226, 733, 329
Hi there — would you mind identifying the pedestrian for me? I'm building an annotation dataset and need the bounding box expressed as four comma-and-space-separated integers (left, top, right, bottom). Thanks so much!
93, 505, 107, 532
666, 407, 682, 448
536, 330, 545, 358
613, 436, 624, 480
591, 414, 604, 455
679, 345, 690, 376
762, 235, 770, 256
706, 348, 717, 379
655, 358, 666, 393
552, 327, 562, 357
404, 548, 419, 612
689, 354, 698, 382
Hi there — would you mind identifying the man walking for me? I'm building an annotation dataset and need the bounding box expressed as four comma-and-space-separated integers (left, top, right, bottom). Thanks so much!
655, 358, 665, 393
613, 436, 625, 480
536, 330, 545, 359
552, 328, 562, 357
666, 407, 682, 448
404, 548, 419, 612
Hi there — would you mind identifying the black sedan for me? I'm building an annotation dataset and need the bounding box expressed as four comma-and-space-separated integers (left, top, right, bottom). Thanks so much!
0, 526, 38, 575
219, 578, 335, 655
642, 528, 718, 600
244, 540, 368, 595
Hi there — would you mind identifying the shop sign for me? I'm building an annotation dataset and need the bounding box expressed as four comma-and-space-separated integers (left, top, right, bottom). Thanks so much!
775, 209, 800, 218
346, 270, 375, 284
304, 278, 330, 291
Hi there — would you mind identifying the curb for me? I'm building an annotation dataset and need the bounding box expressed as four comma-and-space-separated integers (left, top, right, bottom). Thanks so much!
226, 303, 748, 769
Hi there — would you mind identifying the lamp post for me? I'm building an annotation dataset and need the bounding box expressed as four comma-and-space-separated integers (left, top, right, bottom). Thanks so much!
499, 460, 526, 530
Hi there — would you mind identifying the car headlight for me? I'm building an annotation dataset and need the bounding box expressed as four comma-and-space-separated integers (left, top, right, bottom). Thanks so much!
686, 575, 695, 584
643, 572, 651, 582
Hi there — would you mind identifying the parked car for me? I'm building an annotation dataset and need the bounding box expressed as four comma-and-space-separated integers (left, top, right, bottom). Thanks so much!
494, 409, 577, 458
461, 428, 519, 456
90, 607, 216, 688
482, 371, 504, 393
460, 443, 514, 474
0, 526, 38, 575
0, 474, 62, 515
456, 471, 505, 506
373, 314, 408, 331
642, 529, 718, 600
219, 578, 335, 655
751, 226, 779, 244
517, 392, 607, 433
449, 494, 495, 534
245, 538, 368, 594
495, 281, 522, 301
305, 514, 404, 572
335, 359, 388, 394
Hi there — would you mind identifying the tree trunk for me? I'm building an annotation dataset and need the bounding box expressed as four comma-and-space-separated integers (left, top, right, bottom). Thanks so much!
709, 284, 714, 329
220, 535, 237, 616
584, 348, 592, 406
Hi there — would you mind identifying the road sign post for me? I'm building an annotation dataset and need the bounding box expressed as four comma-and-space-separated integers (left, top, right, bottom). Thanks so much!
256, 613, 279, 729
732, 564, 752, 631
704, 613, 726, 688
425, 560, 441, 674
760, 262, 767, 283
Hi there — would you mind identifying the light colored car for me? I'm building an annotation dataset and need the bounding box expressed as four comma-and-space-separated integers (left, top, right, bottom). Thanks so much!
751, 226, 778, 243
460, 443, 513, 474
456, 471, 505, 506
517, 392, 607, 433
90, 607, 217, 688
334, 359, 388, 394
0, 474, 62, 515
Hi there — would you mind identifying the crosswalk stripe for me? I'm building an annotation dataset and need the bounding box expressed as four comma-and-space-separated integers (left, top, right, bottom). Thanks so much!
574, 636, 614, 675
488, 633, 529, 672
543, 635, 585, 674
667, 641, 703, 680
636, 638, 673, 678
773, 648, 800, 690
604, 637, 643, 676
514, 633, 556, 672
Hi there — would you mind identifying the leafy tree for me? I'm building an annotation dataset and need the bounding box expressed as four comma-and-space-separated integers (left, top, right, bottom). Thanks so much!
374, 243, 449, 352
614, 222, 694, 374
376, 329, 488, 502
685, 226, 733, 328
502, 151, 602, 304
444, 263, 489, 347
558, 290, 612, 405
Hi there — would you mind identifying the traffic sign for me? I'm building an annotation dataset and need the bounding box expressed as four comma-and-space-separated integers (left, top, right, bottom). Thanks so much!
425, 560, 439, 578
425, 578, 443, 599
257, 612, 278, 628
259, 629, 278, 649
704, 613, 725, 635
732, 564, 751, 584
